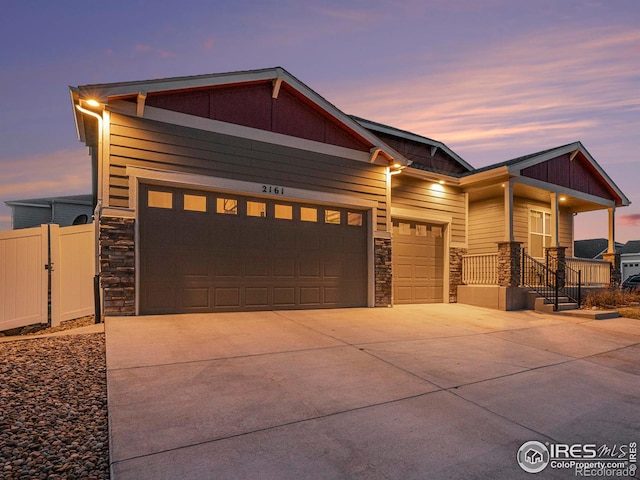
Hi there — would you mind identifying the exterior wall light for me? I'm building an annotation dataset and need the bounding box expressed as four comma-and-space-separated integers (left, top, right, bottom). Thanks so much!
86, 99, 101, 107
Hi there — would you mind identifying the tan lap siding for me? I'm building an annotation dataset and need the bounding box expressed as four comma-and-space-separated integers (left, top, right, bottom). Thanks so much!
467, 198, 504, 254
391, 175, 466, 244
108, 113, 388, 230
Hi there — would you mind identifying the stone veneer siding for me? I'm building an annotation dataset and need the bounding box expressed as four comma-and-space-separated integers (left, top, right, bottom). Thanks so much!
497, 241, 522, 287
374, 237, 392, 307
99, 216, 135, 315
545, 246, 567, 289
602, 252, 621, 286
449, 247, 467, 303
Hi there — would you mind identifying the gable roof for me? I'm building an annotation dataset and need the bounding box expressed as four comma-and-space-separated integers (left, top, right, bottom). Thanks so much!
462, 142, 629, 207
573, 238, 610, 259
70, 67, 409, 167
619, 240, 640, 255
351, 116, 473, 173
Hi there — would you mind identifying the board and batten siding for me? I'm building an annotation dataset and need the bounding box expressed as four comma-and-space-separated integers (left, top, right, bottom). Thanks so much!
467, 197, 504, 254
391, 175, 466, 245
107, 113, 388, 231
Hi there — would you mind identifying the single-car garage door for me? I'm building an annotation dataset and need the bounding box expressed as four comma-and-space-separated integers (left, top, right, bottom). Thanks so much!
139, 185, 368, 314
392, 219, 444, 304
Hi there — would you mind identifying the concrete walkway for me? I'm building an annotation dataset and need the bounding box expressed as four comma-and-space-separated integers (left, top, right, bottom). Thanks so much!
105, 304, 640, 479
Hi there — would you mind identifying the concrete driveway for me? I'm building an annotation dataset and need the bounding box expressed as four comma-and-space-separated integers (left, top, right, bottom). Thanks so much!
105, 304, 640, 479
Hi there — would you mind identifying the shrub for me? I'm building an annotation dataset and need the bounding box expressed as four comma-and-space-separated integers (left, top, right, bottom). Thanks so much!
582, 288, 640, 309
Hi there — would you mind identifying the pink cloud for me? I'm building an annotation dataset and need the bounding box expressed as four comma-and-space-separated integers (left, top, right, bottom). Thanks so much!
159, 50, 176, 58
619, 214, 640, 227
203, 38, 215, 50
135, 44, 152, 52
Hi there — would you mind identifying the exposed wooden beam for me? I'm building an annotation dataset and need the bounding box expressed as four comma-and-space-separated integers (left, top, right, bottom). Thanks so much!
272, 78, 283, 99
136, 92, 147, 117
569, 149, 579, 162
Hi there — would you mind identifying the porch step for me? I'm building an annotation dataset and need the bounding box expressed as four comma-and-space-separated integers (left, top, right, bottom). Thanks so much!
533, 296, 578, 313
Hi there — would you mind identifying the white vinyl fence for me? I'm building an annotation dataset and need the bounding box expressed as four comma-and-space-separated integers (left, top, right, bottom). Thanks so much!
0, 224, 95, 331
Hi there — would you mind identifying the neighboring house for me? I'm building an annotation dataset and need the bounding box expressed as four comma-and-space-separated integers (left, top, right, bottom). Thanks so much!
619, 241, 640, 282
574, 238, 611, 260
574, 239, 640, 282
5, 194, 93, 229
69, 67, 630, 316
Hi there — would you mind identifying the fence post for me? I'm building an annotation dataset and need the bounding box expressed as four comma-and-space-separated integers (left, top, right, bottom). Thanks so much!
48, 224, 62, 327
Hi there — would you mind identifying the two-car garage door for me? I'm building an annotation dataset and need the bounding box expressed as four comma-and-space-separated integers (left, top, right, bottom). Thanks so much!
139, 185, 368, 314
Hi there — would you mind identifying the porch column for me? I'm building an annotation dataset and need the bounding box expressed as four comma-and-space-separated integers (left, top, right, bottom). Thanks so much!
550, 192, 559, 247
448, 247, 467, 303
498, 241, 521, 287
602, 207, 621, 286
504, 179, 514, 242
546, 246, 566, 289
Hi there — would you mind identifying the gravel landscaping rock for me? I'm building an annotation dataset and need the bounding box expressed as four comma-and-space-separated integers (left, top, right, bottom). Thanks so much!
0, 334, 109, 479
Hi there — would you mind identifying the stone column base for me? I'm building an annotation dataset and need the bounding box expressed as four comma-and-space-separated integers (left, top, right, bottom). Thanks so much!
374, 237, 392, 307
100, 216, 135, 315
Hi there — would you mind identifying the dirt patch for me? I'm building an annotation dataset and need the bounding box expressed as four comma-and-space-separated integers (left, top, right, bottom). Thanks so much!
0, 316, 97, 338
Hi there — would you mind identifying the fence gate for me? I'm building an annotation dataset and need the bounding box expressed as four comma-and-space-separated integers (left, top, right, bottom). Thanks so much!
0, 224, 95, 332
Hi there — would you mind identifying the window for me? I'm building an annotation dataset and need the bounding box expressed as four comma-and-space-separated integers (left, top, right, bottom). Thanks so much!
398, 223, 411, 235
184, 194, 207, 212
529, 209, 551, 258
300, 207, 318, 222
415, 224, 427, 237
325, 209, 341, 224
148, 191, 173, 209
274, 204, 293, 220
347, 212, 363, 226
247, 201, 266, 217
216, 198, 238, 215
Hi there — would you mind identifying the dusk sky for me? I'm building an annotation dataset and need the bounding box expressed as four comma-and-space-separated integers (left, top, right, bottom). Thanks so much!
1, 0, 639, 241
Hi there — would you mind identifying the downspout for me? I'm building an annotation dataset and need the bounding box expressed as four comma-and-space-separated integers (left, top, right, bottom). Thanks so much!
76, 104, 104, 323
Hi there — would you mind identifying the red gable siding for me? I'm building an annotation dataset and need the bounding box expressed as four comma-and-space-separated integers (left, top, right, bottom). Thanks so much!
373, 131, 469, 175
521, 153, 616, 201
143, 82, 371, 152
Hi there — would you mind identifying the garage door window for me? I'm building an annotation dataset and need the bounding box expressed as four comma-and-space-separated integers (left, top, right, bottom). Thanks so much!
398, 222, 411, 235
247, 201, 266, 217
184, 194, 207, 212
300, 207, 318, 222
275, 204, 293, 220
217, 198, 238, 215
347, 212, 363, 226
148, 190, 173, 209
325, 209, 341, 224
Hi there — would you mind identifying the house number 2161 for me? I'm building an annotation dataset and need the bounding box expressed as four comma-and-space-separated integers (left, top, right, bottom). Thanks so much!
262, 185, 285, 195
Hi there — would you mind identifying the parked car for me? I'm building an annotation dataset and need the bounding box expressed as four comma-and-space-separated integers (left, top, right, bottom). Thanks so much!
621, 274, 640, 292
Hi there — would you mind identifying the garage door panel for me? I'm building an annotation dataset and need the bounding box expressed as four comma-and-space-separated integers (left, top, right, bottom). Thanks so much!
273, 287, 296, 306
215, 288, 241, 307
144, 283, 177, 311
299, 258, 321, 277
300, 287, 321, 305
395, 286, 413, 303
324, 259, 343, 278
215, 257, 243, 277
245, 287, 269, 307
182, 288, 210, 308
245, 258, 269, 277
140, 185, 367, 313
178, 254, 209, 278
273, 258, 295, 277
272, 229, 296, 250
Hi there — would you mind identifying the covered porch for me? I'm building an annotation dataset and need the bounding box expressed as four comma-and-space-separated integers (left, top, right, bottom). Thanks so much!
455, 142, 629, 311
